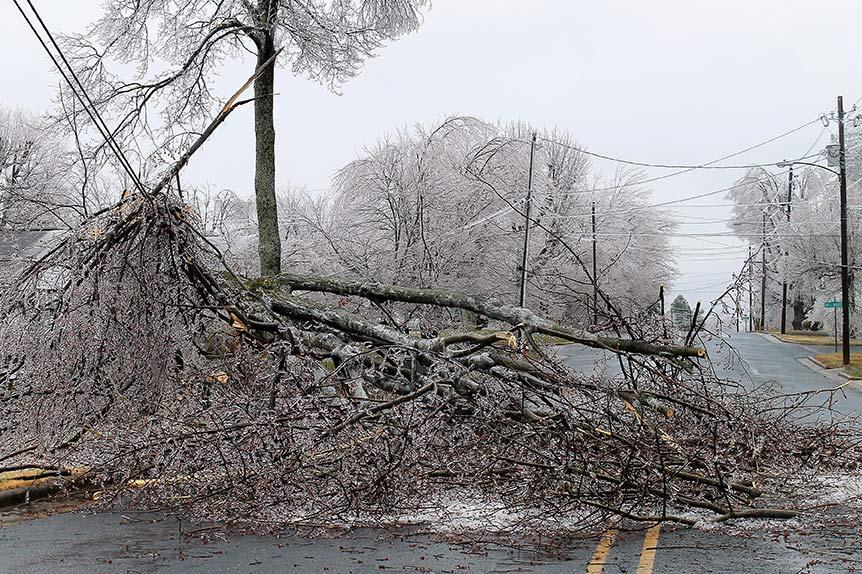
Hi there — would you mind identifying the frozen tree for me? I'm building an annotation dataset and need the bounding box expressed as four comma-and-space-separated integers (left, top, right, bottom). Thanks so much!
781, 145, 862, 332
670, 294, 692, 332
727, 124, 862, 332
726, 167, 793, 330
0, 107, 78, 229
65, 0, 428, 275
1, 89, 856, 536
303, 117, 677, 326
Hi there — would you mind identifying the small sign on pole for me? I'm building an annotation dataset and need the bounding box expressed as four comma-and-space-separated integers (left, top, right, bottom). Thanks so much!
825, 301, 843, 352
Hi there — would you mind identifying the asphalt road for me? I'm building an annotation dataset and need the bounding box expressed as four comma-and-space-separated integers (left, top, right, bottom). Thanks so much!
2, 332, 861, 573
556, 331, 862, 419
0, 506, 859, 573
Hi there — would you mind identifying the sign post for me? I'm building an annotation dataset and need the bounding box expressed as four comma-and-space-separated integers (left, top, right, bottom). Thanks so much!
825, 300, 843, 353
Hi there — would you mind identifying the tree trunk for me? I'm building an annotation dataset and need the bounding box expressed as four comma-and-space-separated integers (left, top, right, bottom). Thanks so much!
791, 296, 805, 331
253, 2, 281, 276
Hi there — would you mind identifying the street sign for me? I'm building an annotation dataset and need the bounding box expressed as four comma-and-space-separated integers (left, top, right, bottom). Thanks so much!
825, 300, 843, 308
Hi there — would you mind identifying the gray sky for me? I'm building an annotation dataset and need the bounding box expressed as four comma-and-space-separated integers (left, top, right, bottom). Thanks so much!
2, 0, 860, 313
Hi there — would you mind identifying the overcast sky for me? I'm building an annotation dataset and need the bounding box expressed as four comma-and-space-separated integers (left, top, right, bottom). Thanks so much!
2, 0, 860, 314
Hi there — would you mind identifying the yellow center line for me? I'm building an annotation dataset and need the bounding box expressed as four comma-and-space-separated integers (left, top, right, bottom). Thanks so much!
586, 529, 617, 573
636, 524, 662, 574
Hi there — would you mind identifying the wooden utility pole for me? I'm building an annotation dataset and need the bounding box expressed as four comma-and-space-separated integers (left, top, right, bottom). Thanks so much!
748, 246, 754, 332
838, 96, 851, 365
518, 133, 537, 308
761, 212, 767, 331
734, 275, 740, 332
780, 165, 793, 334
659, 285, 665, 316
592, 201, 598, 325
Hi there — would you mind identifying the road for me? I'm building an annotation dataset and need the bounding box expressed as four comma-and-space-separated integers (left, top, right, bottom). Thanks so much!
556, 331, 862, 419
0, 506, 859, 573
2, 332, 861, 573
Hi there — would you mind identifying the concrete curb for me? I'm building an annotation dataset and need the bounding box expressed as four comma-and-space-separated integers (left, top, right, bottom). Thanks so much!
809, 356, 830, 370
767, 332, 862, 348
801, 355, 862, 382
795, 358, 853, 387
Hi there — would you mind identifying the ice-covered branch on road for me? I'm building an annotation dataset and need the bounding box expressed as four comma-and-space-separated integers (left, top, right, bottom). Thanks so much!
0, 189, 857, 533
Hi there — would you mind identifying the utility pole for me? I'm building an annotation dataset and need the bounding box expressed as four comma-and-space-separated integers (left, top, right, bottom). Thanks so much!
838, 96, 851, 365
780, 165, 793, 334
748, 246, 754, 332
591, 201, 598, 325
761, 212, 767, 331
734, 275, 740, 332
518, 132, 537, 308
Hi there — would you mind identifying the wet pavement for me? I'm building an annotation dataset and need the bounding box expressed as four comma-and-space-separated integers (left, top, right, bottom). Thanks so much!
557, 332, 862, 419
2, 332, 861, 572
0, 506, 860, 573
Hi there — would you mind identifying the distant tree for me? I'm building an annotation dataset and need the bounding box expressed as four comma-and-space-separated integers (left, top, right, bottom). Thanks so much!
0, 108, 75, 229
66, 0, 428, 275
727, 132, 862, 331
670, 295, 692, 331
299, 117, 677, 323
726, 167, 794, 330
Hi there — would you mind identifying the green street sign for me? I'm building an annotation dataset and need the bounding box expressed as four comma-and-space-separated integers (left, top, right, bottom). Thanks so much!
825, 300, 843, 308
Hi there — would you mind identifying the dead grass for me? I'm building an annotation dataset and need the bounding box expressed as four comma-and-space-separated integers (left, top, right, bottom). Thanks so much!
770, 332, 862, 346
811, 352, 862, 379
845, 365, 862, 379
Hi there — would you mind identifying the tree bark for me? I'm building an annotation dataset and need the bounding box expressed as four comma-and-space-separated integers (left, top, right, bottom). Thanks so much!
791, 296, 805, 331
257, 272, 705, 358
253, 1, 281, 276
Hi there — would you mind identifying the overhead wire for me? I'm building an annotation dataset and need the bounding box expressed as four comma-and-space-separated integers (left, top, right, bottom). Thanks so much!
536, 116, 822, 171
11, 0, 147, 195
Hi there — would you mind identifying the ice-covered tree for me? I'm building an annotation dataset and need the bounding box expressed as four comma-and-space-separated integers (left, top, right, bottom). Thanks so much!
727, 124, 862, 332
301, 117, 677, 324
65, 0, 428, 275
0, 107, 76, 229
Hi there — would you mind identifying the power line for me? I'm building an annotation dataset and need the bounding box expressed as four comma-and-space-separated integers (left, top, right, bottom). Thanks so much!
557, 156, 855, 222
533, 115, 822, 172
789, 255, 862, 271
549, 167, 799, 218
11, 0, 147, 195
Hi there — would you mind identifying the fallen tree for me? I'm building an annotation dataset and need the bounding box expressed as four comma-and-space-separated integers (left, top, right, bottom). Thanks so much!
0, 72, 859, 534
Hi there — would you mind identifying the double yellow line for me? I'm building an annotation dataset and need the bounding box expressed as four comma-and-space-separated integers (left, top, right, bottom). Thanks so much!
586, 524, 661, 573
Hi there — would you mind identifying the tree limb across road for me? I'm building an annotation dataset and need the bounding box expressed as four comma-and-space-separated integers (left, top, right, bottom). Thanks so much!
253, 272, 705, 358
0, 73, 857, 535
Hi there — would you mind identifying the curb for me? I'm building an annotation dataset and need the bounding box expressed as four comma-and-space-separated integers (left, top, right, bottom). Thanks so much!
805, 355, 862, 381
809, 357, 830, 370
768, 333, 862, 348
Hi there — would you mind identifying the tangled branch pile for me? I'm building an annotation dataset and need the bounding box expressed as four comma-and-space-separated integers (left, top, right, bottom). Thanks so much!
0, 187, 859, 534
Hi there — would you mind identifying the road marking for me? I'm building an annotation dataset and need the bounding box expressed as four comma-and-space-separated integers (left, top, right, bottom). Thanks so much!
586, 529, 617, 573
636, 524, 661, 574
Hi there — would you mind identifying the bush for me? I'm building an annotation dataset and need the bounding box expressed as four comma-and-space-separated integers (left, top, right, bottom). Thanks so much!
810, 321, 823, 332
802, 320, 812, 331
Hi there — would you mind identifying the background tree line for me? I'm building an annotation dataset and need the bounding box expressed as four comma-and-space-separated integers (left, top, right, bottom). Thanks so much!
727, 123, 862, 333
